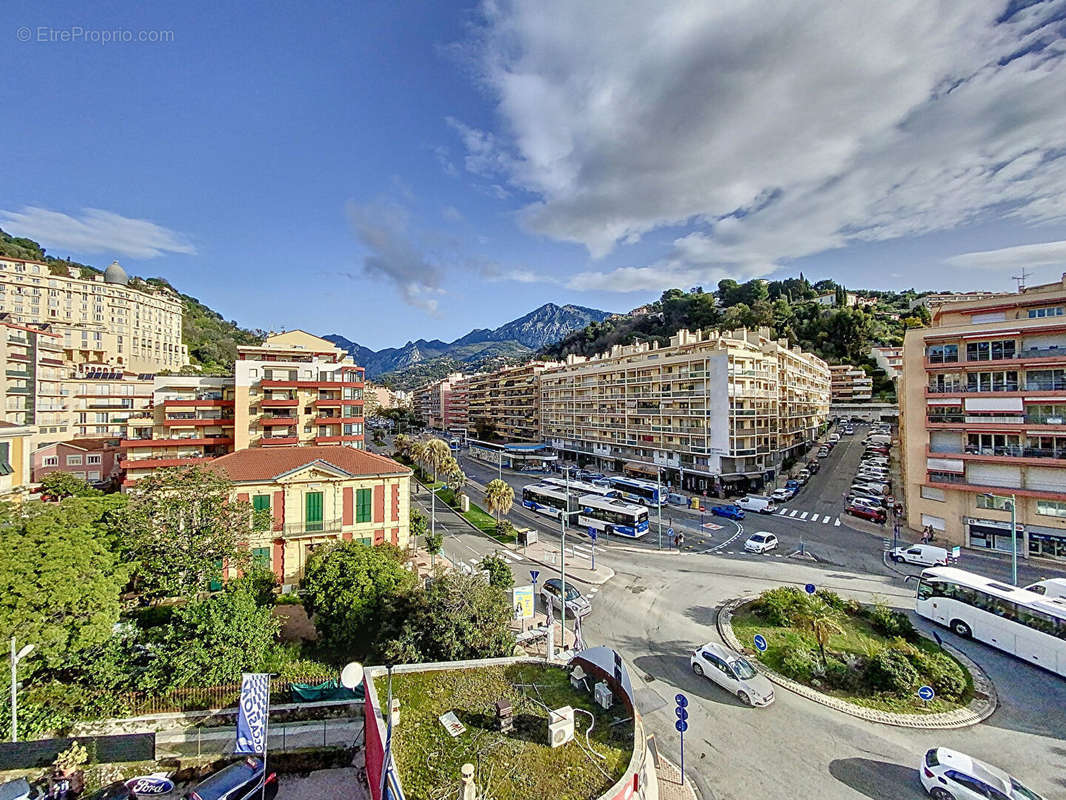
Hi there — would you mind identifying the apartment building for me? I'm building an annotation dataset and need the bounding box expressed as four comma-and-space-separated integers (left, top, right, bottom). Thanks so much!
829, 365, 873, 402
0, 421, 34, 499
908, 291, 1006, 312
539, 328, 830, 494
121, 331, 365, 485
901, 273, 1066, 561
411, 372, 469, 435
1, 316, 64, 428
870, 346, 903, 381
0, 256, 187, 373
206, 446, 411, 586
32, 437, 122, 485
466, 361, 559, 442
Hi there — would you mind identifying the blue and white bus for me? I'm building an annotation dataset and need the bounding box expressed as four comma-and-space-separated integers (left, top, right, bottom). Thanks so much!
608, 476, 663, 507
542, 477, 620, 499
576, 495, 650, 538
521, 484, 577, 521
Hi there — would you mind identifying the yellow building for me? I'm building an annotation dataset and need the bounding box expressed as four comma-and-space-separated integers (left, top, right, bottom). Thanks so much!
206, 445, 411, 585
901, 273, 1066, 560
0, 256, 187, 373
0, 420, 35, 499
464, 361, 558, 442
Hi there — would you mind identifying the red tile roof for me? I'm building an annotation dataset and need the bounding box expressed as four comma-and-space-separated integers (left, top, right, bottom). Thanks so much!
57, 437, 119, 452
206, 445, 410, 482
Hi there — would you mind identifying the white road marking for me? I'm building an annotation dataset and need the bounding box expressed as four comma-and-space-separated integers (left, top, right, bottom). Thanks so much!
777, 508, 787, 515
822, 515, 831, 524
834, 518, 841, 527
788, 510, 799, 517
799, 512, 809, 520
468, 558, 479, 564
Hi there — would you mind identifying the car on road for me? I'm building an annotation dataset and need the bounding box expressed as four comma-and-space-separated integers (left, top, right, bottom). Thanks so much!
806, 459, 820, 474
890, 544, 951, 567
785, 479, 800, 491
182, 756, 278, 800
690, 642, 775, 707
817, 447, 830, 458
828, 433, 840, 443
920, 747, 1045, 800
736, 495, 777, 514
845, 503, 886, 523
541, 578, 592, 618
770, 488, 792, 502
792, 473, 808, 486
744, 532, 778, 553
710, 504, 746, 520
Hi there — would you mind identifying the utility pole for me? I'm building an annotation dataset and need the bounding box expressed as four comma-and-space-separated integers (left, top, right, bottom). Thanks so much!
657, 466, 663, 550
9, 637, 34, 743
1009, 493, 1018, 587
560, 464, 568, 651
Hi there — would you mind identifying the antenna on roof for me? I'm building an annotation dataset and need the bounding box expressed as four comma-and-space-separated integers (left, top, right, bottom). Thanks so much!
1012, 267, 1032, 292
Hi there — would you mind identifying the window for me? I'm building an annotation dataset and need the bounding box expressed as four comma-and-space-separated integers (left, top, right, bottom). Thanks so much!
305, 491, 323, 531
926, 343, 959, 363
920, 486, 945, 502
253, 494, 271, 513
356, 488, 372, 523
0, 442, 11, 476
1028, 306, 1064, 318
251, 547, 271, 568
86, 454, 102, 465
966, 339, 1015, 361
66, 455, 83, 466
43, 456, 59, 467
88, 471, 101, 481
1037, 499, 1066, 518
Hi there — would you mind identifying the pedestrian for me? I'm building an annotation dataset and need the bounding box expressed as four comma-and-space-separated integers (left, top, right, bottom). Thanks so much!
676, 532, 685, 551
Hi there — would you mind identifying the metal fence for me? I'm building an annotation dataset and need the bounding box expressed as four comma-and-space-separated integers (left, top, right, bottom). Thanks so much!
156, 718, 364, 759
0, 733, 155, 770
120, 675, 337, 715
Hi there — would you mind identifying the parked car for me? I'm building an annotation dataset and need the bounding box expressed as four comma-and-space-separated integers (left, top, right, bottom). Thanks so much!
710, 504, 746, 520
770, 488, 792, 502
784, 479, 800, 490
846, 503, 886, 523
817, 448, 830, 458
828, 433, 841, 443
890, 544, 951, 567
806, 459, 820, 473
182, 757, 278, 800
0, 779, 41, 800
736, 496, 777, 514
920, 747, 1045, 800
792, 474, 808, 486
541, 578, 592, 618
744, 532, 779, 553
690, 642, 775, 707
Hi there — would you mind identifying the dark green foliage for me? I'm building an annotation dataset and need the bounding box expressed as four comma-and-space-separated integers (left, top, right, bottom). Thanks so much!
815, 589, 846, 611
40, 471, 103, 499
751, 585, 809, 626
866, 604, 919, 642
822, 658, 861, 691
224, 564, 279, 607
865, 648, 919, 694
479, 552, 514, 589
907, 649, 967, 701
779, 648, 816, 682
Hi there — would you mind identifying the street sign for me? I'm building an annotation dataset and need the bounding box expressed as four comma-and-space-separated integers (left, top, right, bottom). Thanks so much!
675, 706, 688, 721
753, 634, 768, 652
918, 685, 935, 702
512, 585, 534, 620
675, 693, 688, 708
667, 527, 675, 539
804, 583, 816, 595
951, 546, 961, 559
675, 719, 688, 732
588, 525, 597, 541
529, 569, 540, 583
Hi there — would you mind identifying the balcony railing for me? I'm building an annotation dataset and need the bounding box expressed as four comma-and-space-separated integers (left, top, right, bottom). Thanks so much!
926, 384, 1020, 393
928, 413, 1066, 425
1025, 381, 1066, 392
928, 471, 966, 483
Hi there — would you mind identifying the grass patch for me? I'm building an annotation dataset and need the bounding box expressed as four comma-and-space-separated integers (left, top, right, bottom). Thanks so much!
390, 663, 632, 800
415, 474, 517, 545
731, 597, 974, 715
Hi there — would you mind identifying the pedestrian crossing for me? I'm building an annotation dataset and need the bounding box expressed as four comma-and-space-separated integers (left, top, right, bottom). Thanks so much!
466, 550, 525, 566
777, 507, 841, 525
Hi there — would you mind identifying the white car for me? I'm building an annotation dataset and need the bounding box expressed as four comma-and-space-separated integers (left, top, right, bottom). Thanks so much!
920, 747, 1045, 800
770, 487, 792, 502
744, 532, 778, 553
690, 642, 775, 707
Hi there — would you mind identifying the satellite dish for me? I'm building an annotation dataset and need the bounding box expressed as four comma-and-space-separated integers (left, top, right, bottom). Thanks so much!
340, 662, 364, 690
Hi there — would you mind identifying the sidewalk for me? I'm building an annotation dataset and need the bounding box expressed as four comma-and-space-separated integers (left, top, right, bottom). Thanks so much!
656, 754, 700, 800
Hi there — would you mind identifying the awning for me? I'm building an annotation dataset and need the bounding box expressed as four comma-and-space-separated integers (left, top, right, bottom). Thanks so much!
625, 461, 659, 477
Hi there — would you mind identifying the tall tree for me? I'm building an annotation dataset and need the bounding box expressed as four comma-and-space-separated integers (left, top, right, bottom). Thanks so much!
483, 479, 515, 528
114, 466, 253, 602
39, 472, 103, 499
424, 438, 452, 482
797, 599, 845, 667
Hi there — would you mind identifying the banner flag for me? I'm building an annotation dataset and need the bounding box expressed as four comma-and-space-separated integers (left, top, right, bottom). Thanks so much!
235, 672, 271, 754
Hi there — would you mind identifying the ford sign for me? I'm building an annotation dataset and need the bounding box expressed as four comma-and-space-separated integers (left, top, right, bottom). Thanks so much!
125, 776, 176, 795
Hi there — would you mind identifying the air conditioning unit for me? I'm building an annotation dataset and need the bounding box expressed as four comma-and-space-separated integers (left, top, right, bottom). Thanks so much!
594, 681, 613, 710
569, 665, 587, 691
548, 706, 574, 748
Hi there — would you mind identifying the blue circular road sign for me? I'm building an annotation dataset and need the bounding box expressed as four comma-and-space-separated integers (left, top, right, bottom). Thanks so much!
804, 583, 816, 595
675, 693, 688, 708
675, 719, 688, 733
675, 706, 688, 721
753, 634, 768, 652
918, 685, 935, 702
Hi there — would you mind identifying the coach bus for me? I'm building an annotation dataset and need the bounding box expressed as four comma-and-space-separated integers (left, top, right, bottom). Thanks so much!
521, 484, 577, 521
915, 566, 1066, 677
576, 494, 650, 539
608, 476, 663, 507
542, 477, 620, 499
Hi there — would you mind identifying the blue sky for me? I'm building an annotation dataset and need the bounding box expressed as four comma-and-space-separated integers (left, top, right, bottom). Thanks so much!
4, 1, 1066, 350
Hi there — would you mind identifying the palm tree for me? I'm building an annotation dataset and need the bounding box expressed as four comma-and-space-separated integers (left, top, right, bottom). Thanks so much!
425, 438, 452, 483
443, 456, 467, 499
484, 478, 515, 530
394, 433, 411, 460
797, 599, 845, 667
409, 439, 428, 480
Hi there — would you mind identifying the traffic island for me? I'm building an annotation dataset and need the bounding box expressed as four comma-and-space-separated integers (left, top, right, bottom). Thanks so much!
717, 592, 997, 729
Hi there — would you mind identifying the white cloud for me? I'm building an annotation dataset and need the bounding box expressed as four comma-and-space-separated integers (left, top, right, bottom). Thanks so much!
442, 205, 464, 222
454, 1, 1066, 291
945, 239, 1066, 271
0, 206, 195, 259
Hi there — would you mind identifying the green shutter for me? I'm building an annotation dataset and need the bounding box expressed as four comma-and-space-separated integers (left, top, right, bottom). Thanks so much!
306, 491, 323, 531
208, 558, 224, 592
253, 494, 271, 512
356, 488, 372, 523
252, 547, 271, 568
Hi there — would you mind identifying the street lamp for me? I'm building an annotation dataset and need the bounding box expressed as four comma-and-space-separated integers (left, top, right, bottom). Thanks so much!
656, 465, 663, 550
981, 492, 1019, 586
9, 637, 33, 743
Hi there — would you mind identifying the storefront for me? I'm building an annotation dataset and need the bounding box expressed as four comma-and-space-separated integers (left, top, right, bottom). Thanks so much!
1027, 526, 1066, 561
966, 518, 1025, 556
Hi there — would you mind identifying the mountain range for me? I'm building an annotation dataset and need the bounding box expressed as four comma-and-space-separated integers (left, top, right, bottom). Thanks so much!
324, 303, 611, 386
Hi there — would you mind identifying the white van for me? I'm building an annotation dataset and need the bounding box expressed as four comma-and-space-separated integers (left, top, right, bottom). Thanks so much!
736, 495, 777, 514
865, 434, 891, 446
889, 544, 951, 567
1024, 578, 1066, 599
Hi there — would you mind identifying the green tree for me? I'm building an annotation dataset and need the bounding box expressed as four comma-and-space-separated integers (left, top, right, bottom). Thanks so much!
394, 433, 411, 460
442, 456, 466, 498
114, 466, 254, 602
300, 541, 416, 657
40, 471, 103, 499
424, 438, 452, 482
796, 598, 845, 667
224, 564, 279, 607
478, 552, 514, 590
483, 479, 515, 529
0, 501, 129, 672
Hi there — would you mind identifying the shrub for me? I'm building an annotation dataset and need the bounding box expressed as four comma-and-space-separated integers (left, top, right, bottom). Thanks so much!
815, 589, 846, 611
752, 586, 809, 626
822, 658, 861, 691
780, 647, 816, 682
867, 604, 919, 642
844, 599, 864, 616
909, 649, 967, 701
865, 648, 919, 694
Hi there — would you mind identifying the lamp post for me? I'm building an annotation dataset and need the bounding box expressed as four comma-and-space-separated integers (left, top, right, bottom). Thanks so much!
559, 465, 569, 650
9, 637, 33, 743
656, 465, 663, 551
981, 492, 1019, 586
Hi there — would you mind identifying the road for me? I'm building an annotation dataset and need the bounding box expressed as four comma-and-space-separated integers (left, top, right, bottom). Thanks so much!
379, 429, 1066, 799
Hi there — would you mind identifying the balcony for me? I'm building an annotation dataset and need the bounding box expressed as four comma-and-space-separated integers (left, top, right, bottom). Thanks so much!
162, 417, 235, 427
121, 436, 233, 448
314, 434, 364, 445
281, 520, 344, 537
163, 398, 234, 408
260, 416, 298, 426
313, 416, 364, 425
926, 384, 1020, 394
1025, 380, 1066, 392
261, 435, 299, 445
260, 398, 299, 408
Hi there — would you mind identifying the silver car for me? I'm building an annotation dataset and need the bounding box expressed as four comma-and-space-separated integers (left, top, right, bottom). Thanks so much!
690, 642, 775, 706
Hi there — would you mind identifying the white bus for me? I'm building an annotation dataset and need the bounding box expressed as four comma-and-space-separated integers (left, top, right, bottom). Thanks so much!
608, 476, 664, 507
576, 494, 650, 539
521, 484, 577, 521
542, 477, 619, 499
915, 566, 1066, 677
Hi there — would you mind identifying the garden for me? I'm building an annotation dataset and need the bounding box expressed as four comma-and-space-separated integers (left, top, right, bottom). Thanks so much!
730, 587, 974, 714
